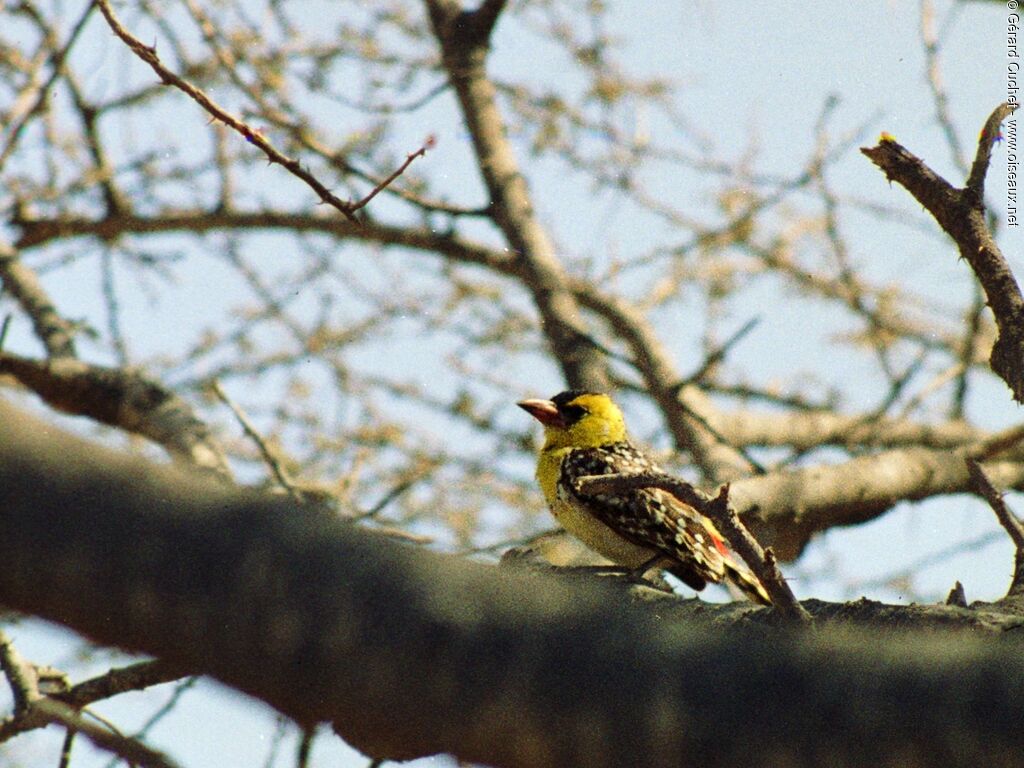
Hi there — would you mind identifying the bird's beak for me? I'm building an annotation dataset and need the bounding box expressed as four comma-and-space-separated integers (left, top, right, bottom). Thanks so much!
517, 398, 564, 427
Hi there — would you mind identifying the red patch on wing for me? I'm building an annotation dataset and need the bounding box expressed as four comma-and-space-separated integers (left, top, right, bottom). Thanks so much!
711, 533, 730, 557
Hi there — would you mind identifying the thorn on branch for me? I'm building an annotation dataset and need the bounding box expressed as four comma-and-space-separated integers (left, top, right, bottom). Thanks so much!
348, 137, 434, 214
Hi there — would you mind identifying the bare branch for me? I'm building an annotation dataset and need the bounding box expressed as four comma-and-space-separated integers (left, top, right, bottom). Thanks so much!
967, 103, 1015, 196
861, 104, 1023, 400
0, 2, 95, 172
0, 660, 188, 742
0, 239, 77, 358
31, 699, 181, 768
426, 0, 608, 390
0, 353, 229, 476
92, 0, 408, 223
3, 402, 1024, 767
708, 485, 810, 621
212, 379, 300, 497
348, 138, 434, 214
0, 629, 41, 713
966, 458, 1024, 596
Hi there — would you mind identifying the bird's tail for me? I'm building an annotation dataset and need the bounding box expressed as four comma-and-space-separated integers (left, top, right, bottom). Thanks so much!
725, 560, 772, 606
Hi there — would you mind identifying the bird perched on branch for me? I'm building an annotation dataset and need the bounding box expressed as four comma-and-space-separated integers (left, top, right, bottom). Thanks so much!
518, 390, 770, 605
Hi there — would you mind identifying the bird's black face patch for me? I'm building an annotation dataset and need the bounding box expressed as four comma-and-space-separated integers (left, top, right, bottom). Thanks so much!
550, 390, 593, 407
558, 403, 588, 425
550, 390, 597, 426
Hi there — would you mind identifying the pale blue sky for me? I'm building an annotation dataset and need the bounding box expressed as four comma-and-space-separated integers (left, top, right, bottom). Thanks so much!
2, 2, 1022, 767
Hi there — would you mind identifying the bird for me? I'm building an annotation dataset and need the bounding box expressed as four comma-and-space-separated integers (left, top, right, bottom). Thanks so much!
517, 390, 771, 605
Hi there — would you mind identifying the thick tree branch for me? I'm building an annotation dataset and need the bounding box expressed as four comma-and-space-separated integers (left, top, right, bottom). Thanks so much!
713, 409, 988, 452
2, 402, 1024, 767
731, 443, 1024, 559
862, 104, 1024, 400
0, 240, 77, 358
425, 0, 608, 391
0, 353, 229, 476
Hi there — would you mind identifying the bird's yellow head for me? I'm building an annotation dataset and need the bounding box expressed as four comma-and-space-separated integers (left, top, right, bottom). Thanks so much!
517, 391, 627, 450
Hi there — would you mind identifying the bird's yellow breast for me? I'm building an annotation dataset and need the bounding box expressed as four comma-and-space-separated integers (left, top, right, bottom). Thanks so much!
536, 447, 655, 568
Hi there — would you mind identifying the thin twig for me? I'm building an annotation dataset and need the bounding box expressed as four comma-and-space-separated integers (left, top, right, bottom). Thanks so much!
0, 314, 11, 352
0, 629, 40, 712
349, 138, 434, 214
351, 477, 421, 521
0, 1, 96, 171
94, 0, 430, 223
297, 725, 315, 768
0, 659, 188, 743
32, 699, 181, 768
966, 458, 1024, 596
212, 379, 300, 499
58, 726, 76, 768
680, 316, 760, 386
572, 472, 811, 622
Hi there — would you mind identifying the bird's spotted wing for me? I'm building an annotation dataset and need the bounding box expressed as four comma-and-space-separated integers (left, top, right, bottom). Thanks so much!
558, 442, 768, 604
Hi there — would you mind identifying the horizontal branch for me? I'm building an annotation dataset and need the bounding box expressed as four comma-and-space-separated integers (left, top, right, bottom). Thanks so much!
12, 210, 1024, 552
0, 660, 187, 741
1, 402, 1024, 768
730, 444, 1024, 558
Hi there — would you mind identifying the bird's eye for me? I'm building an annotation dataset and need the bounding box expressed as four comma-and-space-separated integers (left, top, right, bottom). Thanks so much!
560, 404, 587, 424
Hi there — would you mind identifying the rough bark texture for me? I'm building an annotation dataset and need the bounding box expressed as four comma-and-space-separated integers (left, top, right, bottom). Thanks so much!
1, 402, 1023, 768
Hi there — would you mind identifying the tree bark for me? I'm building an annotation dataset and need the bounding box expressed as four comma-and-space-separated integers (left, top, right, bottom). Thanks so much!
1, 402, 1023, 767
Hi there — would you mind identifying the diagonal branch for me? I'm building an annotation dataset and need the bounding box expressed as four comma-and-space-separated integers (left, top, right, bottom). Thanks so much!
425, 0, 608, 391
966, 458, 1024, 597
93, 0, 428, 223
0, 240, 78, 358
0, 352, 229, 476
862, 104, 1024, 400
